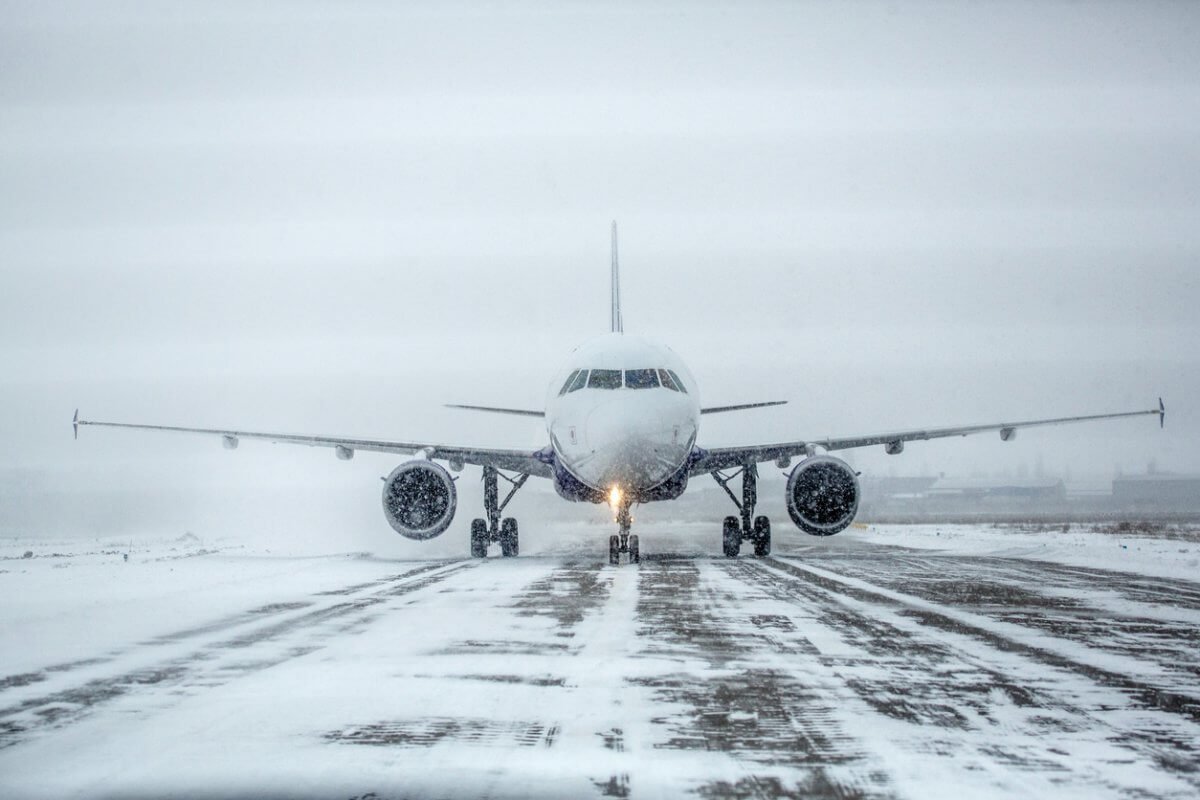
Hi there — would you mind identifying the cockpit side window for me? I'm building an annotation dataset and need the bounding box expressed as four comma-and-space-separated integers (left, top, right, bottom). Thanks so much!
624, 368, 659, 389
658, 369, 680, 392
666, 369, 688, 394
567, 369, 589, 393
558, 370, 580, 396
587, 369, 622, 389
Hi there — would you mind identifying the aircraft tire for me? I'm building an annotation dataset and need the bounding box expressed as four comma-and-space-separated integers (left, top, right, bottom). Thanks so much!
629, 534, 640, 564
722, 516, 741, 558
753, 516, 771, 557
500, 518, 519, 557
609, 534, 620, 565
470, 518, 488, 558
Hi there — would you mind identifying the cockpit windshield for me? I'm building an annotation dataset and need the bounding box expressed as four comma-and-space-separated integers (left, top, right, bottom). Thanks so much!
658, 369, 688, 393
561, 367, 684, 392
587, 369, 623, 389
624, 369, 659, 389
567, 369, 589, 393
558, 370, 581, 396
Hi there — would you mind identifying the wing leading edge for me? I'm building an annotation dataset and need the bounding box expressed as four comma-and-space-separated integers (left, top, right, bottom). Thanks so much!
73, 413, 553, 478
445, 404, 545, 418
700, 400, 787, 415
691, 399, 1165, 474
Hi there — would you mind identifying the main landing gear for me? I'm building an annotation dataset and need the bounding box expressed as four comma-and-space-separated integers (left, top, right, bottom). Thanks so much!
712, 463, 771, 558
471, 465, 528, 558
608, 495, 640, 566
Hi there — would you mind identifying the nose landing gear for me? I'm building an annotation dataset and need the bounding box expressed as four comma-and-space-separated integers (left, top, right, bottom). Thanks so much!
712, 463, 771, 558
608, 496, 640, 565
470, 465, 528, 558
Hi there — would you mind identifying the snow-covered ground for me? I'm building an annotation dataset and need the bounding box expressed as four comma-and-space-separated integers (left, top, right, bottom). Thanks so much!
844, 521, 1200, 582
1, 522, 1198, 799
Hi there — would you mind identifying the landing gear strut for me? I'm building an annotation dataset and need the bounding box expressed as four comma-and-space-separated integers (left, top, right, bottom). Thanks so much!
471, 465, 528, 558
712, 463, 771, 558
608, 495, 640, 566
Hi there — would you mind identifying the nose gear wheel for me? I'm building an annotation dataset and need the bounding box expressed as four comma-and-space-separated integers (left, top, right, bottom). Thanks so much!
607, 493, 640, 565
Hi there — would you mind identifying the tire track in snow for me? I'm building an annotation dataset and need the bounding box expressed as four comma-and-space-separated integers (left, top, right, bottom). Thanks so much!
632, 555, 886, 799
322, 557, 632, 798
0, 561, 455, 698
797, 549, 1200, 690
748, 555, 1200, 795
339, 559, 613, 738
0, 560, 473, 749
794, 544, 1200, 612
769, 555, 1200, 719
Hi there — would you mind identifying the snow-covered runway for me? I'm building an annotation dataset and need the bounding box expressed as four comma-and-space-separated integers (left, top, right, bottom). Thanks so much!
2, 525, 1199, 799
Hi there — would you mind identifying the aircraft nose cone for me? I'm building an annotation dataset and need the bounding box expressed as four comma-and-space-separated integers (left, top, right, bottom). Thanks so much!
582, 400, 691, 489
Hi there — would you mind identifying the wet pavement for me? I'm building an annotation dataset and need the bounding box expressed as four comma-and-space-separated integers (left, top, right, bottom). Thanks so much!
1, 531, 1199, 799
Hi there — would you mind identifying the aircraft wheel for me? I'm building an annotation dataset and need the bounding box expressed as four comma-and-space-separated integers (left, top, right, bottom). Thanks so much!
609, 534, 620, 565
470, 518, 488, 558
722, 516, 741, 558
500, 518, 519, 557
629, 534, 640, 564
753, 516, 771, 557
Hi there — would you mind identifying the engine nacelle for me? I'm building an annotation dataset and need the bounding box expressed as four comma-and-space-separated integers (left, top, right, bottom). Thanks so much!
786, 455, 860, 536
381, 460, 457, 540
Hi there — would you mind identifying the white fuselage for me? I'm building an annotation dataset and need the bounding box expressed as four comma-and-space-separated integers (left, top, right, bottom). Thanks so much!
545, 333, 701, 495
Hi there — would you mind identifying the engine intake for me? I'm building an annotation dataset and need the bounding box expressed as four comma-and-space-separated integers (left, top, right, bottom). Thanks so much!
786, 455, 859, 536
381, 460, 457, 540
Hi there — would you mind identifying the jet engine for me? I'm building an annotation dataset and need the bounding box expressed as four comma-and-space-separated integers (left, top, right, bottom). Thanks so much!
381, 460, 457, 539
785, 455, 860, 536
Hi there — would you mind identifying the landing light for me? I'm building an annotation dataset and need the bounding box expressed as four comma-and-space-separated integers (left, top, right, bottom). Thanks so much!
609, 485, 621, 508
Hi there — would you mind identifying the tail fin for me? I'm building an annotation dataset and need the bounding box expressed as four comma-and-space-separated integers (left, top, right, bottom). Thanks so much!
610, 220, 623, 333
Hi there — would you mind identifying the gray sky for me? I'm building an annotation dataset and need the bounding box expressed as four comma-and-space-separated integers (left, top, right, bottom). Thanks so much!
1, 1, 1197, 538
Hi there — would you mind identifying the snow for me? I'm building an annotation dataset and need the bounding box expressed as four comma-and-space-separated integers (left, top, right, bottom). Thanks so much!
843, 522, 1200, 582
1, 523, 1198, 798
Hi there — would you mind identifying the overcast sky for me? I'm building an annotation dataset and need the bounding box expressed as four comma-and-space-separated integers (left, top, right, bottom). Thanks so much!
1, 1, 1197, 539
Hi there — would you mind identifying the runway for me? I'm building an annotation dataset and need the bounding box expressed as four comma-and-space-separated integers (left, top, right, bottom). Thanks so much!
1, 526, 1199, 799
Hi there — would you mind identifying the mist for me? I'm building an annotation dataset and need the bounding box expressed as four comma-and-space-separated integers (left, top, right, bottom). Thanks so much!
2, 1, 1197, 548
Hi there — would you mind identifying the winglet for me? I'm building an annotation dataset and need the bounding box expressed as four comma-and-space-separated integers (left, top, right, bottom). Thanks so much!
1159, 397, 1166, 429
73, 408, 79, 440
610, 220, 623, 334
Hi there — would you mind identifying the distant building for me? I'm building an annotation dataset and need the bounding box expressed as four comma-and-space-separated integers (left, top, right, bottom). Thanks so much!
859, 476, 1070, 517
862, 476, 939, 498
856, 476, 938, 518
1112, 474, 1200, 511
1063, 476, 1113, 499
856, 472, 1199, 521
927, 477, 1066, 502
918, 478, 1067, 514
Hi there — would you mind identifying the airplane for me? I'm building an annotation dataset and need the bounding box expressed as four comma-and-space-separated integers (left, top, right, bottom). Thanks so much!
74, 223, 1166, 565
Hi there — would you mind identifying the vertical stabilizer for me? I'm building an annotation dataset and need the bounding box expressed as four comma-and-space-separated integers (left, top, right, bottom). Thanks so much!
610, 221, 623, 333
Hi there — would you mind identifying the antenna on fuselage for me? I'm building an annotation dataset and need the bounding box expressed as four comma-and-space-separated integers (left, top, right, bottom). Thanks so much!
610, 220, 623, 333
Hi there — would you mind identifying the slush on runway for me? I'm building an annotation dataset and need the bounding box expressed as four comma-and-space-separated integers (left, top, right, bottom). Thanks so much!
2, 525, 1198, 799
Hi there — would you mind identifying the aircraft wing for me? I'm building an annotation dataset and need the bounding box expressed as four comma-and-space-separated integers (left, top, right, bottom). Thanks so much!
73, 412, 553, 478
690, 399, 1165, 474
